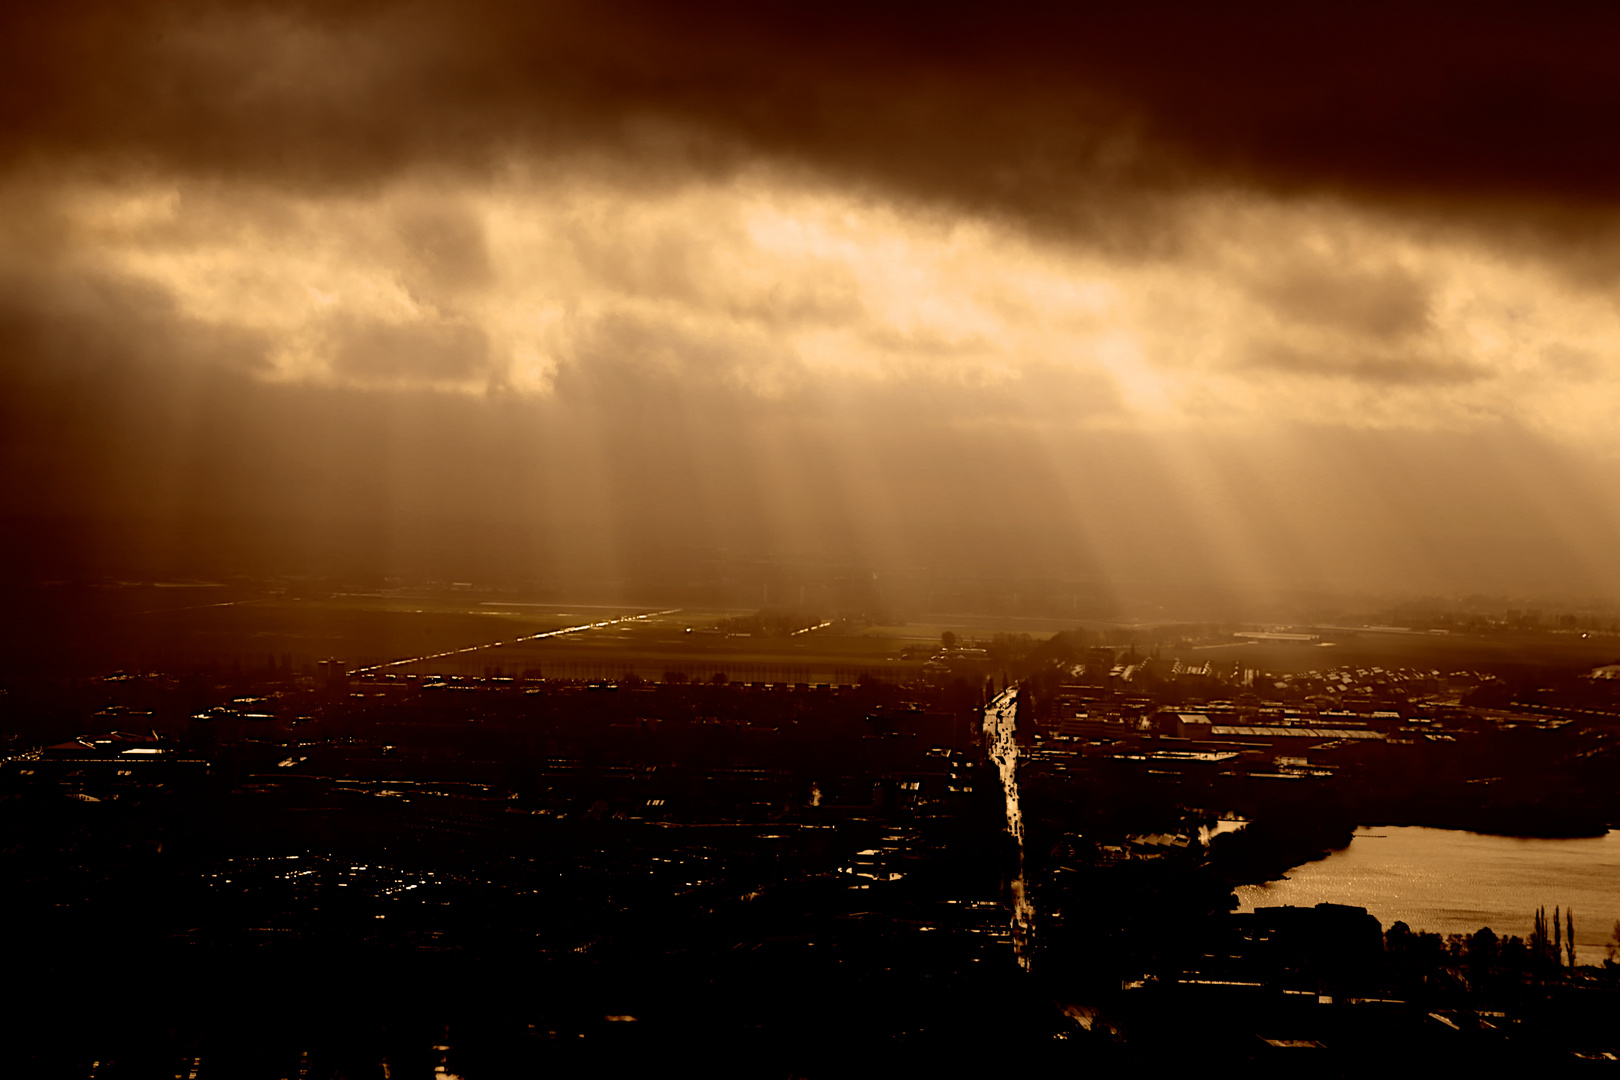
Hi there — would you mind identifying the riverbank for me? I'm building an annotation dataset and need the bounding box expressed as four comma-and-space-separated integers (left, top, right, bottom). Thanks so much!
1209, 815, 1355, 889
1232, 826, 1620, 951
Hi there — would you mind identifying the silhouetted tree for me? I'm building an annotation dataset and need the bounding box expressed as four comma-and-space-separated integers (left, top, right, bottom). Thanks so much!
1531, 906, 1550, 967
1499, 934, 1529, 970
1412, 930, 1445, 966
1566, 909, 1576, 968
941, 631, 957, 649
1467, 927, 1499, 969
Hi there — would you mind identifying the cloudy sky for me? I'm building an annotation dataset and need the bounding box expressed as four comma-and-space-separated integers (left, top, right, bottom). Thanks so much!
6, 0, 1620, 601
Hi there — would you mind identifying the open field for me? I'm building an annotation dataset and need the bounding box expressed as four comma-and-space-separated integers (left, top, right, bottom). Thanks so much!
5, 582, 1620, 686
0, 586, 944, 683
1165, 630, 1620, 677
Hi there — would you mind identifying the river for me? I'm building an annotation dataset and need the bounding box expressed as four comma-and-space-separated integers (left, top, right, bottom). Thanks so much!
1234, 826, 1620, 955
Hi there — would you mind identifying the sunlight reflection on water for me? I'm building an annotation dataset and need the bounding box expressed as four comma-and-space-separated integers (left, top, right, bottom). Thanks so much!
1235, 827, 1620, 950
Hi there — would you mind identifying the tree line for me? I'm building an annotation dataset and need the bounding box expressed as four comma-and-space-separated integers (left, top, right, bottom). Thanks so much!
1386, 905, 1599, 973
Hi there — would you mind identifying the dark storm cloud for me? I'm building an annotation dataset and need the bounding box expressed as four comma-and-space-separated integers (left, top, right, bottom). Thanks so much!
9, 1, 1620, 233
11, 0, 1620, 601
0, 265, 273, 413
392, 207, 494, 296
1243, 342, 1488, 386
1252, 263, 1432, 341
554, 307, 799, 398
321, 312, 491, 381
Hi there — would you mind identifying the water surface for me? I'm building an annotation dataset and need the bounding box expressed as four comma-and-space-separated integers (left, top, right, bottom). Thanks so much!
1235, 826, 1620, 953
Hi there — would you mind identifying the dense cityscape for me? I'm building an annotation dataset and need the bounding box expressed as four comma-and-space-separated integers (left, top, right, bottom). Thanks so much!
6, 586, 1620, 1074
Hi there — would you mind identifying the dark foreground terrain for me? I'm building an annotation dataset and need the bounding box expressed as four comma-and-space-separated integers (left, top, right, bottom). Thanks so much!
5, 596, 1620, 1075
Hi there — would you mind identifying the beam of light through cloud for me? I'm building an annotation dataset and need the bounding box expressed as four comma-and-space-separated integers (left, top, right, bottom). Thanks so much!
10, 166, 1620, 598
12, 168, 1620, 446
10, 3, 1620, 601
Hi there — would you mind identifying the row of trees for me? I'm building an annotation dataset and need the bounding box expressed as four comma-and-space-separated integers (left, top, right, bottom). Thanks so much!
1529, 905, 1578, 969
1386, 907, 1584, 973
